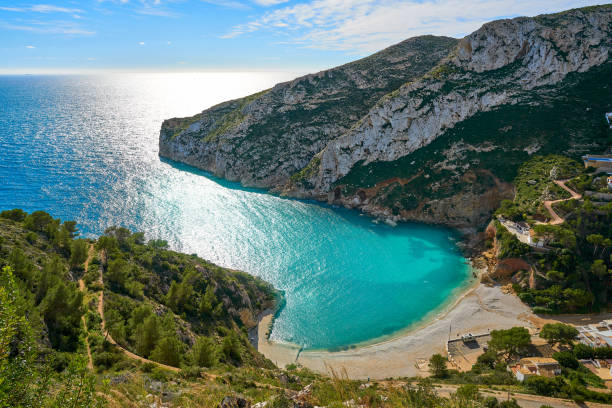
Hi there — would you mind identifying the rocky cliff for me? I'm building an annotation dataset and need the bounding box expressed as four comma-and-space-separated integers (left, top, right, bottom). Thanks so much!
306, 7, 611, 193
161, 5, 612, 229
159, 36, 458, 187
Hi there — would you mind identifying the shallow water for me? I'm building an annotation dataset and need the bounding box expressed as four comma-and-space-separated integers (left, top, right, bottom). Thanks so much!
0, 73, 470, 349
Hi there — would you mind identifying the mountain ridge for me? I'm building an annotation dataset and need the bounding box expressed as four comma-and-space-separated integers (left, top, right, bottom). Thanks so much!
159, 35, 458, 187
160, 5, 612, 229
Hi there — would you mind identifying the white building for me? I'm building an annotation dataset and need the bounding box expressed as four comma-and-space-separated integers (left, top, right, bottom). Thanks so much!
509, 358, 562, 382
577, 320, 612, 348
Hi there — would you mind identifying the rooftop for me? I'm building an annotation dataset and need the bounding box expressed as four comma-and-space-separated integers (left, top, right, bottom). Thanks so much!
583, 155, 612, 162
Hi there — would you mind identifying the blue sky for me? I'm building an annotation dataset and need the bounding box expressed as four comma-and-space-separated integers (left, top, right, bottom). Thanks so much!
0, 0, 602, 73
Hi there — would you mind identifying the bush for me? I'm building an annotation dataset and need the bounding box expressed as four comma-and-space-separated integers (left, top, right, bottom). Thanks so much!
150, 336, 182, 367
476, 349, 498, 369
0, 208, 27, 222
499, 400, 521, 408
191, 336, 218, 368
455, 384, 479, 401
524, 375, 565, 396
429, 354, 448, 378
553, 351, 579, 369
574, 344, 612, 359
222, 331, 242, 363
93, 351, 121, 369
482, 396, 499, 407
149, 366, 171, 382
179, 366, 202, 380
518, 292, 534, 304
540, 323, 579, 346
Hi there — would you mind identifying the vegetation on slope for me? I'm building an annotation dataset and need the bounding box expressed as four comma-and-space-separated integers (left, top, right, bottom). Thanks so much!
4, 208, 585, 408
161, 36, 459, 186
492, 154, 612, 314
334, 61, 611, 226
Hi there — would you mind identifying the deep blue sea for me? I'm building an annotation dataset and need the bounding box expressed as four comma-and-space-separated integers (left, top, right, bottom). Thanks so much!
0, 73, 470, 349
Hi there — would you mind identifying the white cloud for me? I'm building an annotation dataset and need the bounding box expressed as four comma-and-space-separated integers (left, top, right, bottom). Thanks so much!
2, 21, 95, 35
139, 41, 146, 45
97, 0, 179, 17
0, 4, 83, 14
25, 45, 36, 48
201, 0, 250, 10
252, 0, 289, 6
30, 5, 83, 14
223, 0, 600, 53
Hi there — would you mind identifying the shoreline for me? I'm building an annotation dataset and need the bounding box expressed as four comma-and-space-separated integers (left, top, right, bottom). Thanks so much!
267, 263, 479, 354
256, 279, 540, 379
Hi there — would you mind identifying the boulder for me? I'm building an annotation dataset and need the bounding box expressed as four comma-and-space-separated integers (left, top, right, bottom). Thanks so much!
218, 396, 251, 408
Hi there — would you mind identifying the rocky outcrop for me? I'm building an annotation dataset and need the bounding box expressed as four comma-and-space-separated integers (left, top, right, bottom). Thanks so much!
307, 7, 611, 192
159, 36, 458, 187
160, 5, 611, 228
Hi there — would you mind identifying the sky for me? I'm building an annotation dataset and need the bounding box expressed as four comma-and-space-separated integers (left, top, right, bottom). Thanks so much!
0, 0, 604, 73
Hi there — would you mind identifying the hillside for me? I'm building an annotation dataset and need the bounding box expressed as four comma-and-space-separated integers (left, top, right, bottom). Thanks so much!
159, 35, 458, 187
160, 5, 611, 230
3, 208, 612, 407
0, 209, 277, 406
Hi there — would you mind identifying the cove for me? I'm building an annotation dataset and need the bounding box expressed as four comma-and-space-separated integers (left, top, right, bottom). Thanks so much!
0, 73, 470, 350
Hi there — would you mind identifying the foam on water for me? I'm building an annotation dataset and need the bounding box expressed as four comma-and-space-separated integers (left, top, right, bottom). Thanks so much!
0, 74, 470, 349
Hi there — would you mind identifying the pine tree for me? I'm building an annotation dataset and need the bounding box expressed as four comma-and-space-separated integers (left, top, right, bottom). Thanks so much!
134, 314, 160, 358
191, 336, 218, 368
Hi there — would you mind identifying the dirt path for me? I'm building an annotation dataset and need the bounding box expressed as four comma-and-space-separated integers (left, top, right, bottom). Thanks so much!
94, 256, 180, 372
542, 180, 582, 225
78, 244, 96, 370
430, 383, 610, 408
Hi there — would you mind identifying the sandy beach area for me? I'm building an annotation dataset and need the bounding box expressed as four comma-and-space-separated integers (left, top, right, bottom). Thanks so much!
257, 283, 542, 379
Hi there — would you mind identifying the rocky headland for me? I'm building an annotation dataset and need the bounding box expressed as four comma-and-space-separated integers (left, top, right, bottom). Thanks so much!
160, 6, 611, 230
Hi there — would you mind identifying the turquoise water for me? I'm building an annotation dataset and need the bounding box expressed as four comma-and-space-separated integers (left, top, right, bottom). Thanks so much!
0, 74, 470, 349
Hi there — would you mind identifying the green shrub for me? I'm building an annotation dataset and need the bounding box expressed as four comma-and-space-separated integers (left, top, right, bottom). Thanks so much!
553, 351, 579, 369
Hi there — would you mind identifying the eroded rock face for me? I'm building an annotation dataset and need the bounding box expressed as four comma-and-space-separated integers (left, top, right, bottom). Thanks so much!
159, 36, 458, 187
308, 8, 611, 192
160, 6, 611, 228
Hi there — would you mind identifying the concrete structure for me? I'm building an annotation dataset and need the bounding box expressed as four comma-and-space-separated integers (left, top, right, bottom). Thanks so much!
509, 357, 562, 381
497, 217, 545, 248
447, 333, 491, 371
580, 359, 612, 383
577, 320, 612, 348
583, 155, 612, 173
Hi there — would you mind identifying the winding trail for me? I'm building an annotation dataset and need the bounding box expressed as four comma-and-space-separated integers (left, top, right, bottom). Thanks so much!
542, 180, 581, 225
78, 244, 96, 370
95, 256, 180, 373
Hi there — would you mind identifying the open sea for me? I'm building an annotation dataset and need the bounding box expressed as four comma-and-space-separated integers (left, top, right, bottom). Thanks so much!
0, 73, 470, 349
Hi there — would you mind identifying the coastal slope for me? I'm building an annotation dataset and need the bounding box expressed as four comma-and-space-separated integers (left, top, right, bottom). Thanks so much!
160, 6, 611, 229
159, 36, 458, 187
